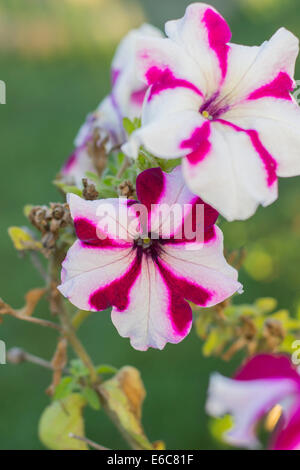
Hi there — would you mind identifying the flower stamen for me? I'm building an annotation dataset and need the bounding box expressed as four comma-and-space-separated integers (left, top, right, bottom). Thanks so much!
202, 110, 213, 120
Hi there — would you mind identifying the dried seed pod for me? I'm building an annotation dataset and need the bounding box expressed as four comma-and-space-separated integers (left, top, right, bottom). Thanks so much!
118, 180, 135, 198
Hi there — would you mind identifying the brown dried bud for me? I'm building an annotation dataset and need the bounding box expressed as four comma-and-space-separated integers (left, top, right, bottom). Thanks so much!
82, 178, 99, 200
51, 204, 65, 220
28, 203, 72, 254
87, 128, 108, 176
29, 206, 48, 232
262, 319, 285, 351
118, 180, 135, 198
239, 316, 257, 341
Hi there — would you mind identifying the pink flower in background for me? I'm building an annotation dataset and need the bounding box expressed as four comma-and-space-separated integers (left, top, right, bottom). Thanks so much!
206, 354, 300, 450
60, 137, 96, 188
61, 24, 162, 186
123, 2, 300, 221
58, 166, 241, 351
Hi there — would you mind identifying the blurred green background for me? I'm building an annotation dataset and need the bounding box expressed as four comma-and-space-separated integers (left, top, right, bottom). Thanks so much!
1, 0, 300, 450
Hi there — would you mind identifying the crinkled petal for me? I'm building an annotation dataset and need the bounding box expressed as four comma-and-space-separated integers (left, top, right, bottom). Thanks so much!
111, 255, 192, 351
165, 3, 231, 92
158, 226, 242, 307
182, 119, 278, 221
223, 98, 300, 177
219, 28, 298, 107
58, 241, 136, 311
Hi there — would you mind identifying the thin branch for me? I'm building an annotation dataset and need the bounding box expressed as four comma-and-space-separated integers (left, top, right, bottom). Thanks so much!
29, 252, 49, 282
48, 253, 100, 384
69, 433, 110, 451
9, 311, 63, 332
116, 155, 130, 179
7, 347, 69, 374
58, 303, 100, 384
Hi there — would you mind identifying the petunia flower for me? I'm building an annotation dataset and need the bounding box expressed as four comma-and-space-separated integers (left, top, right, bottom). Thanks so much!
206, 354, 300, 450
123, 2, 300, 221
58, 166, 242, 350
60, 24, 162, 186
60, 136, 97, 188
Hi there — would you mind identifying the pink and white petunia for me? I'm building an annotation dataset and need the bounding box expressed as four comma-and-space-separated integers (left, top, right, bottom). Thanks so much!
58, 166, 242, 351
206, 354, 300, 450
123, 2, 300, 221
60, 137, 97, 188
61, 24, 162, 186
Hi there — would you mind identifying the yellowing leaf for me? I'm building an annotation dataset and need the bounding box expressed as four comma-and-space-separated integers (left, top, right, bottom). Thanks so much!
99, 366, 153, 450
255, 297, 278, 314
38, 394, 88, 450
203, 329, 219, 357
8, 226, 42, 251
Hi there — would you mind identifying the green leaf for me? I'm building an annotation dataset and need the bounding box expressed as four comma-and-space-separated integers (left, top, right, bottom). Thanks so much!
39, 394, 88, 450
202, 329, 219, 357
53, 377, 76, 401
70, 359, 90, 378
123, 117, 141, 136
96, 364, 118, 375
155, 157, 181, 173
209, 415, 233, 446
53, 180, 82, 196
81, 387, 101, 410
123, 117, 136, 136
84, 171, 99, 182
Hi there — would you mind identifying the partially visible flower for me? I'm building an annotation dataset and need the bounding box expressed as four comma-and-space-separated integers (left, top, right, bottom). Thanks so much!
60, 24, 162, 186
58, 166, 242, 351
206, 354, 300, 450
60, 138, 96, 188
123, 2, 300, 221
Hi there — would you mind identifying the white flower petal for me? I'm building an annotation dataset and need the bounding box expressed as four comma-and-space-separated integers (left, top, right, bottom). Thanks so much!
165, 3, 232, 93
223, 98, 300, 177
182, 120, 278, 221
58, 241, 135, 311
123, 109, 205, 159
220, 28, 298, 107
159, 227, 242, 307
111, 256, 192, 351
